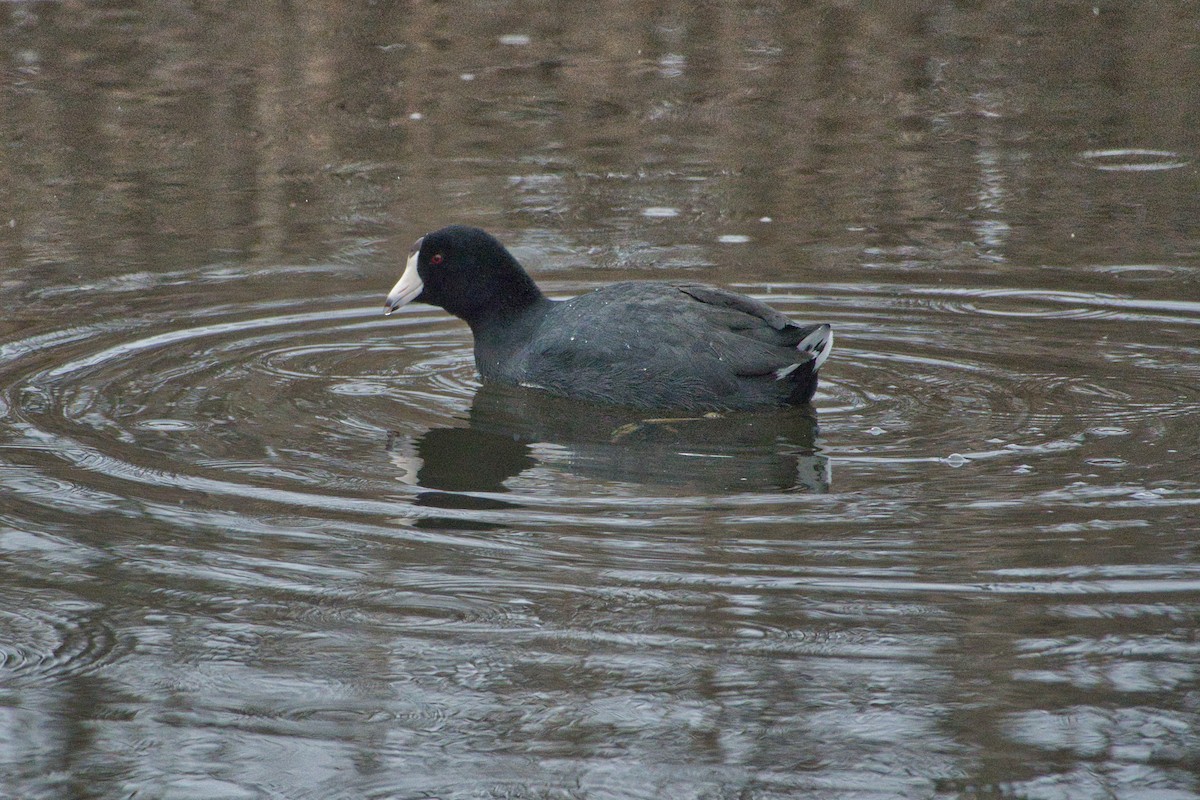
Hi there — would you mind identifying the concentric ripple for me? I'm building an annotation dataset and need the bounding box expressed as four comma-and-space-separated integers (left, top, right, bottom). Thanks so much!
756, 282, 1200, 488
1, 270, 1199, 530
1076, 147, 1191, 172
2, 266, 1198, 800
0, 591, 123, 684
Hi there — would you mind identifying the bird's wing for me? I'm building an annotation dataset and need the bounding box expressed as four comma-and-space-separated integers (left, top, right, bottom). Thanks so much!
675, 284, 793, 332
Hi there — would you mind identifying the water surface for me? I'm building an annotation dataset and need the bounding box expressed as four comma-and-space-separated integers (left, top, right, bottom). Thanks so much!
1, 3, 1199, 799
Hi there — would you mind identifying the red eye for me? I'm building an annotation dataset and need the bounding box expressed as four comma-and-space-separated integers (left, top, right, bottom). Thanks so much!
429, 253, 444, 266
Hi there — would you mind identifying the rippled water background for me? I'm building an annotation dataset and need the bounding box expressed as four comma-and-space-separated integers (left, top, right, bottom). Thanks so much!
3, 3, 1200, 798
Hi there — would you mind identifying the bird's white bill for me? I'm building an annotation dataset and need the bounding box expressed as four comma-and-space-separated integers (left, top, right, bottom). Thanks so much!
384, 243, 424, 315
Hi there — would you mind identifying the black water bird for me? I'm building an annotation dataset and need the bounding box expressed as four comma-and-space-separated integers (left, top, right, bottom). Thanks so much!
384, 225, 832, 411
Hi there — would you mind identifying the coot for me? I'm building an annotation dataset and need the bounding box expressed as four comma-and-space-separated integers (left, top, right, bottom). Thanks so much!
384, 226, 832, 411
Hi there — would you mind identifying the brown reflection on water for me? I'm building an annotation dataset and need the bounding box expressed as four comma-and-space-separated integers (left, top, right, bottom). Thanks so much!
5, 1, 1200, 283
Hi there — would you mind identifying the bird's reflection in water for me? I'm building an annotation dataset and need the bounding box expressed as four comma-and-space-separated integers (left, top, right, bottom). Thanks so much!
391, 384, 829, 514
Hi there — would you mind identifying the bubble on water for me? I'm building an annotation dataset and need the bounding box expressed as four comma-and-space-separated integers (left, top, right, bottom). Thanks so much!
1086, 457, 1128, 468
329, 381, 391, 397
135, 418, 197, 432
866, 426, 886, 436
641, 207, 679, 218
718, 234, 751, 244
943, 453, 968, 467
1088, 426, 1130, 437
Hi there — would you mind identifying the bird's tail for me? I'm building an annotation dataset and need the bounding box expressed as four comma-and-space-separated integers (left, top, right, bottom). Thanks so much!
798, 324, 833, 370
778, 323, 832, 404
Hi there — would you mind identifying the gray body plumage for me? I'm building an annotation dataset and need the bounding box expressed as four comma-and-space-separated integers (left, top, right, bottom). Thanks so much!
471, 281, 829, 411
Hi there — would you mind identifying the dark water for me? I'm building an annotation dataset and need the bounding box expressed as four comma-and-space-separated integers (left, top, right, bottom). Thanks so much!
2, 3, 1199, 798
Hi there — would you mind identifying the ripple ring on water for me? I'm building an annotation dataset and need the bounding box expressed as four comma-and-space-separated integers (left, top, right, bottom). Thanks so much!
1076, 148, 1191, 172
